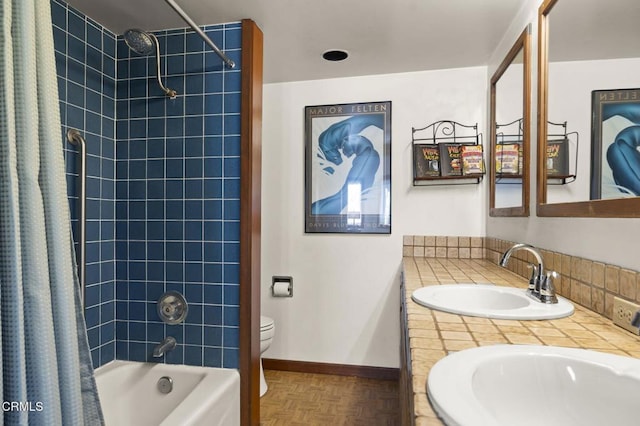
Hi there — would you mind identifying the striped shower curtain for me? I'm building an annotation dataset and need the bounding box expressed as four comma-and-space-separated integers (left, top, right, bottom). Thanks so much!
0, 0, 103, 424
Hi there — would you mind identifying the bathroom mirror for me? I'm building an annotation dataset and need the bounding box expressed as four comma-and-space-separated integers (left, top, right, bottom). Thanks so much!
537, 0, 640, 216
490, 27, 530, 217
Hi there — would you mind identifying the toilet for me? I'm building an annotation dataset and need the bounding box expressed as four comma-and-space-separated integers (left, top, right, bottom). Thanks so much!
259, 315, 275, 397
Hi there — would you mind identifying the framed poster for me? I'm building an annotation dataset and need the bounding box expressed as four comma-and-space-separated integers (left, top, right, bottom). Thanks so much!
590, 88, 640, 199
304, 101, 391, 234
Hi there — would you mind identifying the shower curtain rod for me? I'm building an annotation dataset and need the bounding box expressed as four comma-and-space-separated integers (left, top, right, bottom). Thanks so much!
164, 0, 236, 69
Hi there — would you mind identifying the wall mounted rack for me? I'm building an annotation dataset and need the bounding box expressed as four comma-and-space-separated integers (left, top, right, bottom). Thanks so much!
495, 118, 524, 184
495, 119, 578, 185
411, 120, 484, 186
546, 120, 578, 185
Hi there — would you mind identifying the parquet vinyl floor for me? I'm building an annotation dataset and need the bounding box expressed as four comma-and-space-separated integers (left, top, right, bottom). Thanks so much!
260, 369, 400, 426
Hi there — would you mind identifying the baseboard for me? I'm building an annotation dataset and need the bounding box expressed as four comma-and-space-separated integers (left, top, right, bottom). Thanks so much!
262, 358, 399, 381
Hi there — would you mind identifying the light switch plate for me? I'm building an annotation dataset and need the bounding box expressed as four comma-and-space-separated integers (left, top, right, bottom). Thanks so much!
612, 297, 640, 336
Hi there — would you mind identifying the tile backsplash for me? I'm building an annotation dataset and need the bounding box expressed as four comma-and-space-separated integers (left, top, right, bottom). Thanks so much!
402, 235, 484, 259
403, 235, 640, 322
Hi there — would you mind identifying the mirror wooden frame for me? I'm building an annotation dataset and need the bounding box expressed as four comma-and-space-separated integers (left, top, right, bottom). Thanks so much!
537, 0, 640, 217
490, 27, 531, 217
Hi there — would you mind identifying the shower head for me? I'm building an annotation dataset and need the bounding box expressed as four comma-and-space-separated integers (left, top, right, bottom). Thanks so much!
123, 29, 156, 56
122, 29, 177, 99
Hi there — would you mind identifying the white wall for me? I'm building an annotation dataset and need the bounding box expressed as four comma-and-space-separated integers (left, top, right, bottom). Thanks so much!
260, 0, 640, 369
261, 68, 487, 368
486, 0, 640, 272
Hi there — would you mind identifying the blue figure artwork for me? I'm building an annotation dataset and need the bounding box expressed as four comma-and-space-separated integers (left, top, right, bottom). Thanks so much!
311, 114, 385, 214
602, 103, 640, 196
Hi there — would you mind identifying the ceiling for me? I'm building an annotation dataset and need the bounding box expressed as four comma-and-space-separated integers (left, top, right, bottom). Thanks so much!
64, 0, 528, 84
548, 0, 640, 62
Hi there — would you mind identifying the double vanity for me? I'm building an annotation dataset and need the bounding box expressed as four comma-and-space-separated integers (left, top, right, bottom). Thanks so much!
399, 0, 640, 423
400, 250, 640, 426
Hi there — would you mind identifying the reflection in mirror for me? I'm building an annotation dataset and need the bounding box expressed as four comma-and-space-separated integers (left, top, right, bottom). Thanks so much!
490, 27, 530, 217
545, 120, 578, 201
537, 0, 640, 216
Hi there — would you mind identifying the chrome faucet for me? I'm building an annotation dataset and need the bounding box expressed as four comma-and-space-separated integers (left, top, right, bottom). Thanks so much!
153, 336, 177, 358
499, 243, 558, 304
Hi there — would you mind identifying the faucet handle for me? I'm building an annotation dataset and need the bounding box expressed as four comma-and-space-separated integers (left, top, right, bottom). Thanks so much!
631, 310, 640, 330
539, 271, 558, 304
526, 264, 538, 293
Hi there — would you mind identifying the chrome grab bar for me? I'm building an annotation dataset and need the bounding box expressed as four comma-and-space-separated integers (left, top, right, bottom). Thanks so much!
66, 128, 86, 309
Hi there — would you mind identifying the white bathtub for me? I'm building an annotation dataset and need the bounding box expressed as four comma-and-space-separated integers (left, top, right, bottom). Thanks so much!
95, 360, 240, 426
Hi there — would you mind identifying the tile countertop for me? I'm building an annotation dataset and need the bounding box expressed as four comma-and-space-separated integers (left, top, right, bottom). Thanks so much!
402, 257, 640, 426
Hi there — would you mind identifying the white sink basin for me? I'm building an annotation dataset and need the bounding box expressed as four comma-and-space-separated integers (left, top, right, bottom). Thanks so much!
411, 284, 574, 320
428, 344, 640, 426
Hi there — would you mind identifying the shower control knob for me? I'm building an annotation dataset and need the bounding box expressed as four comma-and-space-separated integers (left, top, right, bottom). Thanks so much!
163, 302, 177, 316
157, 291, 188, 325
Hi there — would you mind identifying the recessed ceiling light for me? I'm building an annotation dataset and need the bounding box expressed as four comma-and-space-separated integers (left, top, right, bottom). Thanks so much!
322, 49, 349, 62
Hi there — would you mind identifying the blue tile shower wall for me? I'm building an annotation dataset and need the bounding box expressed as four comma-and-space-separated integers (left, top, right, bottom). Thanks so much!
115, 24, 242, 368
53, 0, 242, 369
52, 0, 117, 368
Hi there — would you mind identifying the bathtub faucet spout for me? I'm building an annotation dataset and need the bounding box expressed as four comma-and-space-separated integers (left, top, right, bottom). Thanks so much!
153, 336, 177, 357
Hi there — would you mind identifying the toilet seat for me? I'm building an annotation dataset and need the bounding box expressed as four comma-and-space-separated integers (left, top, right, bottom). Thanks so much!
260, 316, 275, 341
261, 327, 274, 341
260, 316, 274, 331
